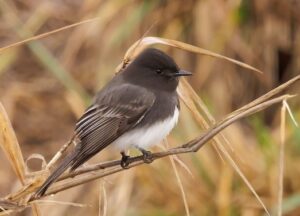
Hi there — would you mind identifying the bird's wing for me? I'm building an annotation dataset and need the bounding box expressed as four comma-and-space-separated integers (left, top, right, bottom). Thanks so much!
35, 85, 154, 197
71, 84, 155, 170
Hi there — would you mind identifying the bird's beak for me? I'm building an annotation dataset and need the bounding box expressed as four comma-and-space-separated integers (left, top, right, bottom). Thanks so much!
174, 69, 192, 77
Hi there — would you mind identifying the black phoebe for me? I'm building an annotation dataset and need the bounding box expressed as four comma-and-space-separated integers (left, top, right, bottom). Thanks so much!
35, 48, 192, 197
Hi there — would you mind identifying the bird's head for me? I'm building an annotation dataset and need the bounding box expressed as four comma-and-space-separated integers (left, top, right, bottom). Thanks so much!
122, 48, 192, 92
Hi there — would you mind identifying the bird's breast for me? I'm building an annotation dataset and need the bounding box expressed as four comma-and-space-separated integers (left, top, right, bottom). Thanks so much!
112, 107, 179, 150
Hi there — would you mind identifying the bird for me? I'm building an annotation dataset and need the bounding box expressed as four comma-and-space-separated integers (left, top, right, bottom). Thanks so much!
34, 48, 192, 197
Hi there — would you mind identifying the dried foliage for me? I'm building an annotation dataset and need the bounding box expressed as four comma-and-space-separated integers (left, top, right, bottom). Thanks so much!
0, 1, 300, 216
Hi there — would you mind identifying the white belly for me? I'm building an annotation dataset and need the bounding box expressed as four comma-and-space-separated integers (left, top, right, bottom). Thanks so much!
113, 107, 179, 150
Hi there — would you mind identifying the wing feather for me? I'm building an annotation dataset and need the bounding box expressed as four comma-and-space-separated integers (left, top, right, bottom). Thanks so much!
35, 82, 155, 197
71, 85, 155, 169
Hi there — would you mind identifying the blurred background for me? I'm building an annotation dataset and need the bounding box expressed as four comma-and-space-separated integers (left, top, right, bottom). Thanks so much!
0, 0, 300, 215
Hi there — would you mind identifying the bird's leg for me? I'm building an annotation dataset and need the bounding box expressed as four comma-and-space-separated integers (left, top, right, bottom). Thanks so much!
137, 147, 153, 164
120, 151, 130, 169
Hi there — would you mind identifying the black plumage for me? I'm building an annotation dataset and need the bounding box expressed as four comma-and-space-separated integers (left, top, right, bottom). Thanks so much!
34, 48, 192, 197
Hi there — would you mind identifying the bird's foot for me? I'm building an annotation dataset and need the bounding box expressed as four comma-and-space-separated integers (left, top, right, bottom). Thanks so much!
120, 151, 130, 169
139, 149, 153, 164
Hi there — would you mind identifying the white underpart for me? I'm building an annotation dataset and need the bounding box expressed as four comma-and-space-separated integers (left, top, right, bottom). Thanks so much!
113, 107, 179, 150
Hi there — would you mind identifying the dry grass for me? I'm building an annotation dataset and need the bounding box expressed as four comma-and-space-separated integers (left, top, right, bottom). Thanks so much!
0, 1, 300, 216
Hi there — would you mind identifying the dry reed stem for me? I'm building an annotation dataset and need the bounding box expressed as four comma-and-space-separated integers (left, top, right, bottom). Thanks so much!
0, 103, 41, 215
102, 182, 108, 216
178, 80, 226, 162
163, 140, 190, 216
32, 200, 88, 208
46, 136, 76, 170
228, 75, 300, 118
122, 37, 263, 74
169, 153, 190, 216
277, 101, 286, 216
172, 155, 194, 178
98, 181, 107, 216
284, 101, 299, 127
0, 18, 100, 54
179, 78, 263, 209
0, 104, 26, 185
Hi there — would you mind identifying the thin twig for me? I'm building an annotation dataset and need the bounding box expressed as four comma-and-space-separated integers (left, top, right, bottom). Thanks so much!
277, 101, 286, 216
164, 140, 190, 216
0, 18, 100, 54
46, 136, 77, 170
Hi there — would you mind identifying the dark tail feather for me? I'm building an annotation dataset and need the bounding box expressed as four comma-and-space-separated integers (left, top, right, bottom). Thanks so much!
70, 153, 92, 171
34, 151, 78, 197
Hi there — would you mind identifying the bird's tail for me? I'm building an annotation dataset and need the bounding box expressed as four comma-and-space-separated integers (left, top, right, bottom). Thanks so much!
34, 151, 79, 198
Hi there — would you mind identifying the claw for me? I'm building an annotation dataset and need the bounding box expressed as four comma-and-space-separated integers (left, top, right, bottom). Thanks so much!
139, 149, 153, 164
120, 151, 130, 169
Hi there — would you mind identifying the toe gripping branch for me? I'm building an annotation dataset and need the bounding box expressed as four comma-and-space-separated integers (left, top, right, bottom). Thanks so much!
139, 148, 154, 164
120, 151, 130, 168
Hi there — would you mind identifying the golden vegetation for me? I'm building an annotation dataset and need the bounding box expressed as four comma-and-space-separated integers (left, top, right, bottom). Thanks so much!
0, 1, 300, 216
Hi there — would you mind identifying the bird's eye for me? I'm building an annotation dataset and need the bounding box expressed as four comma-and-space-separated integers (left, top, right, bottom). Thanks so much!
156, 69, 162, 74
